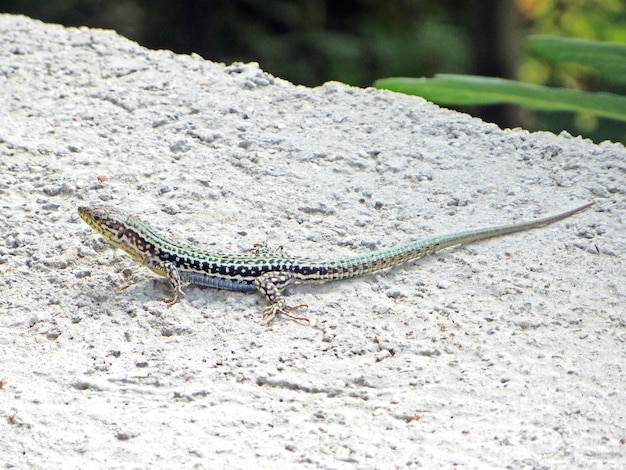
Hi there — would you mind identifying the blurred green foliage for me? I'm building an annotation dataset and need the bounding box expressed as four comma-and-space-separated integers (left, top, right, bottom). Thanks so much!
2, 0, 625, 143
376, 37, 626, 127
0, 0, 471, 87
516, 0, 626, 142
376, 72, 626, 122
527, 35, 626, 85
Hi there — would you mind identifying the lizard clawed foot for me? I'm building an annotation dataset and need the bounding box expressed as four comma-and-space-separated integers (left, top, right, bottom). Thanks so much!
119, 278, 180, 306
262, 300, 309, 324
160, 267, 186, 306
248, 242, 286, 255
162, 292, 182, 306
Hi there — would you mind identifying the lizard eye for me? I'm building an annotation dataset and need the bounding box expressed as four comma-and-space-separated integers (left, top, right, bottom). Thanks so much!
116, 230, 125, 240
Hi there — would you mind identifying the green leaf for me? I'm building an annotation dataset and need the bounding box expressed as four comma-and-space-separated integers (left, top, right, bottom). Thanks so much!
374, 74, 626, 122
527, 35, 626, 85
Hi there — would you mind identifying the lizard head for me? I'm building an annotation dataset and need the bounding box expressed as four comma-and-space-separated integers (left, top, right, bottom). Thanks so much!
78, 205, 152, 263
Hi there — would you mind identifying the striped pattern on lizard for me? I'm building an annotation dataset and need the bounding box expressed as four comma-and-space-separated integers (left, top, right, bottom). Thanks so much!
78, 202, 592, 323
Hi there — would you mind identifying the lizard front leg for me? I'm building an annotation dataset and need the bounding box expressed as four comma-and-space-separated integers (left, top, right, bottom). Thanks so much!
148, 258, 185, 305
252, 272, 308, 323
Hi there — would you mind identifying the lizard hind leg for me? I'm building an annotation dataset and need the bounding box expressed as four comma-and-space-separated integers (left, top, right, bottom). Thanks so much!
252, 272, 309, 324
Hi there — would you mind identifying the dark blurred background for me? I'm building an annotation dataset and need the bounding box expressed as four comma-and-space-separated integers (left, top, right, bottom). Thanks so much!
2, 0, 625, 142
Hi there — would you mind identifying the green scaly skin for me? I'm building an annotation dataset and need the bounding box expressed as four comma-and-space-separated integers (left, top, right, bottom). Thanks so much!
78, 202, 592, 322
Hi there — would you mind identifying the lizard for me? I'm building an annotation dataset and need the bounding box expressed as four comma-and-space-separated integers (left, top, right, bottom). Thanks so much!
78, 202, 592, 323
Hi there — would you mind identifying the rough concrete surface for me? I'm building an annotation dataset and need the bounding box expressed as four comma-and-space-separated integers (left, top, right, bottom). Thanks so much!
1, 14, 625, 469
